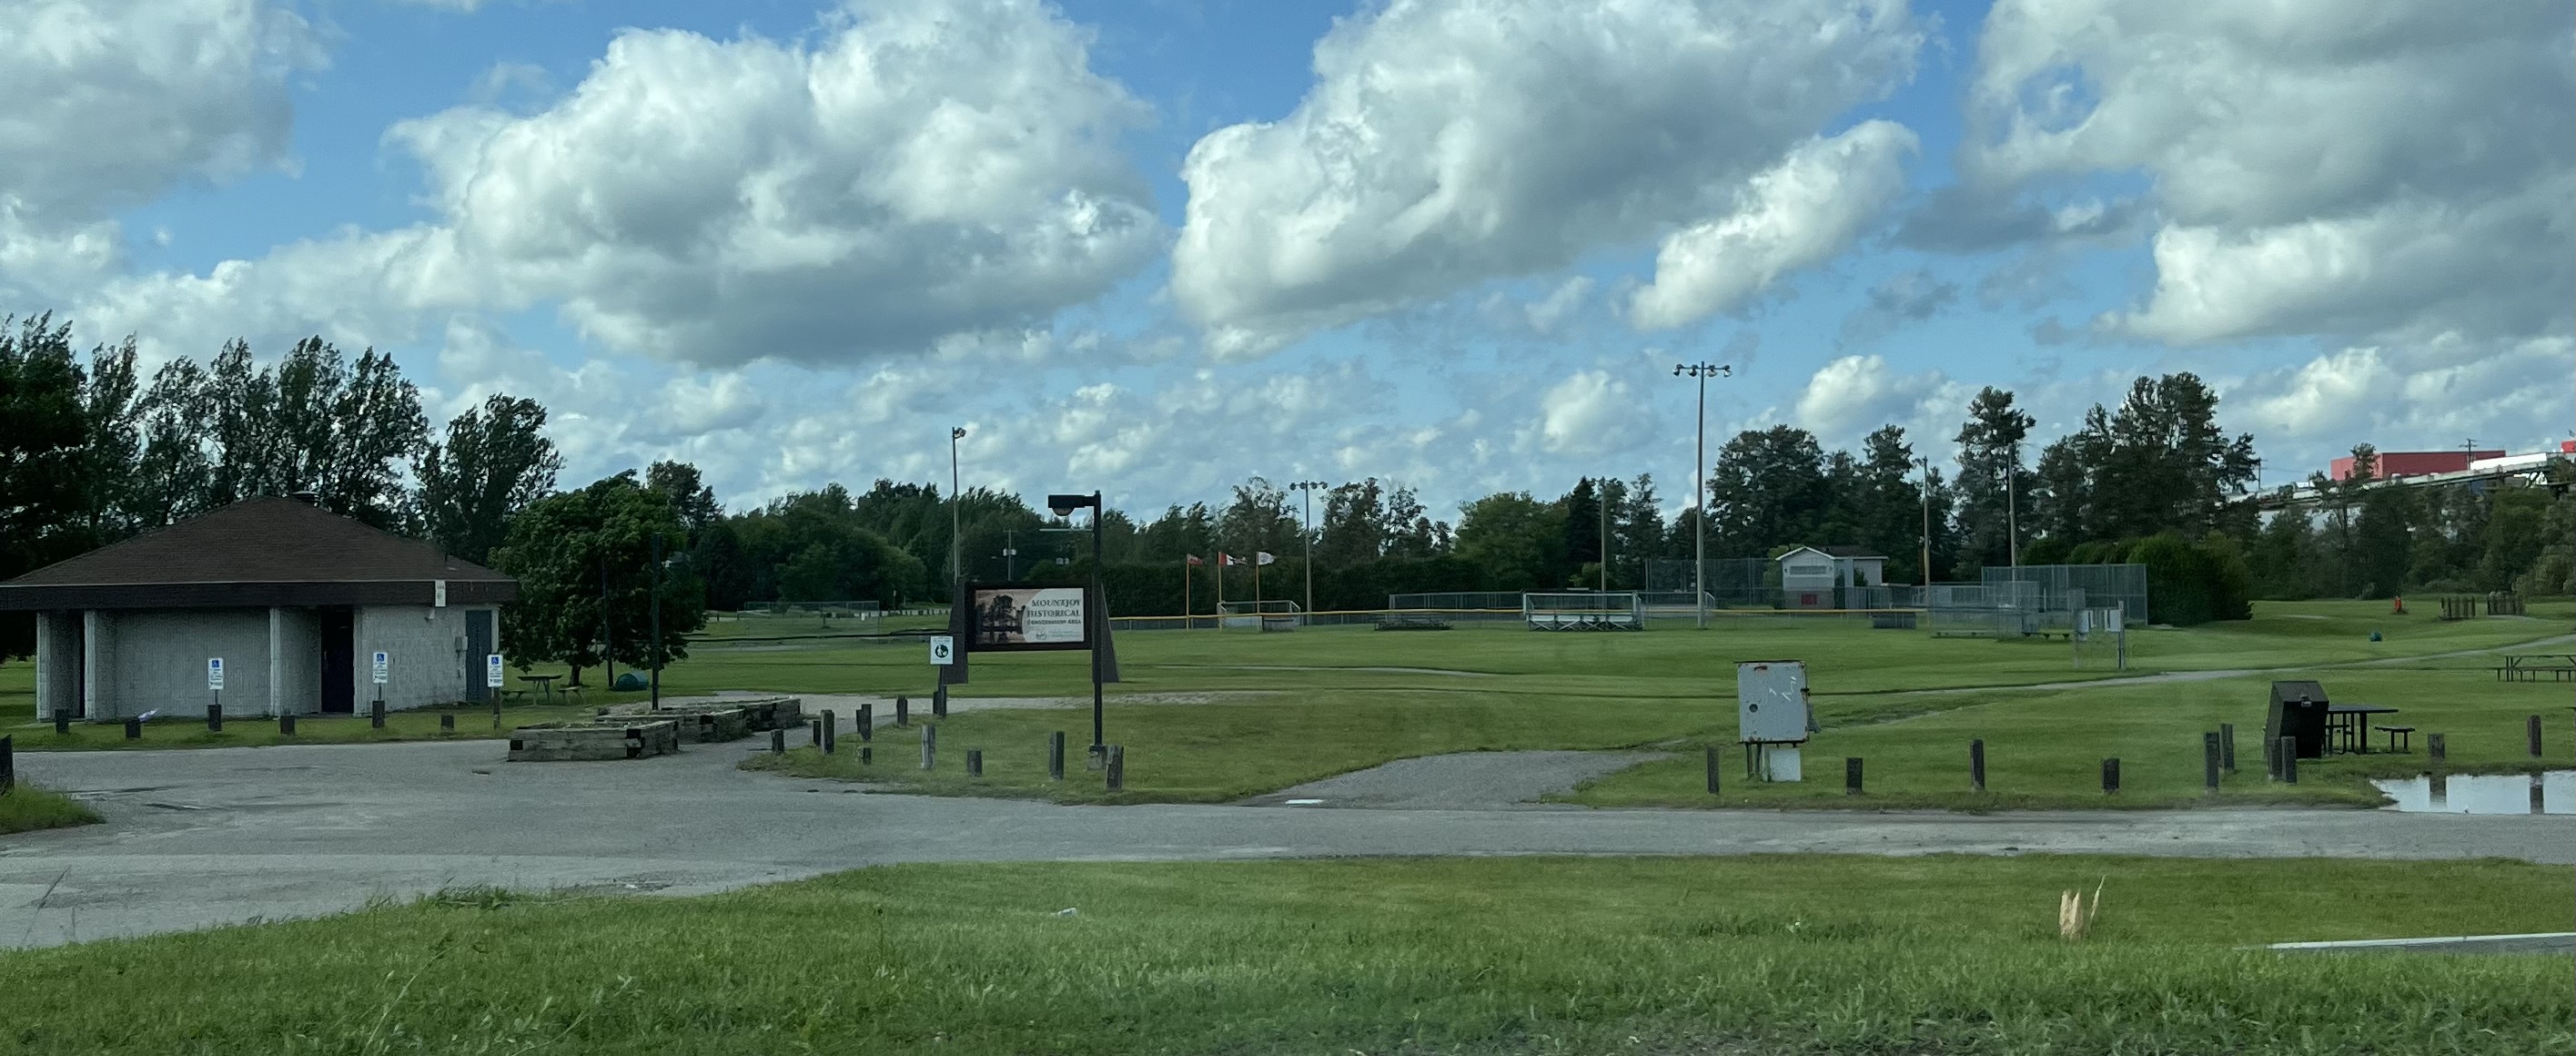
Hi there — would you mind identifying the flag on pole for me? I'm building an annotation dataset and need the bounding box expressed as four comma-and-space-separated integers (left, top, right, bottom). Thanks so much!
1222, 553, 1245, 566
1186, 554, 1205, 566
1255, 552, 1277, 565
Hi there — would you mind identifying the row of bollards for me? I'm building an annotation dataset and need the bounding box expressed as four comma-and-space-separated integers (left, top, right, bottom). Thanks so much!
790, 716, 1123, 790
1702, 713, 2559, 798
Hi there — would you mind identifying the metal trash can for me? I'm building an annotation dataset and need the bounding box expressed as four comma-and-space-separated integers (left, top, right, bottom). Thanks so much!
2267, 680, 2329, 759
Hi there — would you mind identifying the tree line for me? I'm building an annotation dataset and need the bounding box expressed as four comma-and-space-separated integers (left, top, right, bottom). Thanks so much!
7, 311, 2570, 669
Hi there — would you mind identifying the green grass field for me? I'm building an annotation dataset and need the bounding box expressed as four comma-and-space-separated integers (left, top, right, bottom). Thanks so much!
5, 600, 2568, 810
0, 855, 2564, 1055
0, 783, 98, 834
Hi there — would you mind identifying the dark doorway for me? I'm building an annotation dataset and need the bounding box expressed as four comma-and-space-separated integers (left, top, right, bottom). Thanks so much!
465, 609, 494, 704
319, 608, 356, 714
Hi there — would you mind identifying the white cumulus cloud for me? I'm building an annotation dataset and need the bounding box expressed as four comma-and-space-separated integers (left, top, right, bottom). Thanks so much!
1792, 353, 1967, 450
1961, 0, 2574, 345
66, 0, 1164, 368
1171, 0, 1921, 355
1631, 120, 1916, 329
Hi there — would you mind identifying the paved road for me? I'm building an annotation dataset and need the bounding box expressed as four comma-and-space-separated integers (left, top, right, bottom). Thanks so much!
2, 738, 2566, 949
1238, 750, 1666, 809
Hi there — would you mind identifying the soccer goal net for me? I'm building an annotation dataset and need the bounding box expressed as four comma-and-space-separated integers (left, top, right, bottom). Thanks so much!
1521, 592, 1647, 631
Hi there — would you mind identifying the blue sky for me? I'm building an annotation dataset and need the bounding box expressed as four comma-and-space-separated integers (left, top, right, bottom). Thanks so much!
6, 0, 2569, 516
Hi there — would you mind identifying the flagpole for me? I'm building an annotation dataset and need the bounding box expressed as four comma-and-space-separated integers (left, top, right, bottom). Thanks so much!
1216, 553, 1226, 631
1184, 556, 1191, 630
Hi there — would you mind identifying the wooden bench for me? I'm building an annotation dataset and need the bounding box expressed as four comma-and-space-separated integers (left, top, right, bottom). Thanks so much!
2374, 725, 2415, 754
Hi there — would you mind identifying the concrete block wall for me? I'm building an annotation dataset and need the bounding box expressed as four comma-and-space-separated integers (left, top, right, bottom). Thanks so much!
33, 612, 78, 719
269, 607, 321, 716
355, 604, 500, 710
103, 609, 273, 719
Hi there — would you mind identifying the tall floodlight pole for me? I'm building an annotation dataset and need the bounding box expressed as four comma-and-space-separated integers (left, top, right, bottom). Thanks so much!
1916, 457, 1934, 591
1600, 476, 1610, 593
2005, 442, 2020, 570
1673, 362, 1732, 629
949, 427, 968, 584
1289, 481, 1327, 620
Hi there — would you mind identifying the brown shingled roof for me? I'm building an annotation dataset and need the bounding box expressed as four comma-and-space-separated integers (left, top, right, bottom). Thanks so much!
0, 497, 515, 611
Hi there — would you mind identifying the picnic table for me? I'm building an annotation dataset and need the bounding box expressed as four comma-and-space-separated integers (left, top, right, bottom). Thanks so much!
2327, 705, 2399, 755
518, 674, 561, 703
2494, 655, 2576, 682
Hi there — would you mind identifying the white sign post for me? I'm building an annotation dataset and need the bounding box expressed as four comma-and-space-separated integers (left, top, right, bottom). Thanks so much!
929, 635, 955, 666
486, 654, 505, 689
371, 651, 389, 685
207, 657, 224, 690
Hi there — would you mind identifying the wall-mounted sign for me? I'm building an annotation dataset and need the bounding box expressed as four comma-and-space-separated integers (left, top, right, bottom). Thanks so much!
966, 584, 1088, 651
434, 579, 449, 607
929, 635, 955, 665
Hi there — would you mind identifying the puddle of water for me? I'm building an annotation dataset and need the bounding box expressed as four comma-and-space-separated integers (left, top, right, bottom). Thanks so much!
2370, 771, 2573, 814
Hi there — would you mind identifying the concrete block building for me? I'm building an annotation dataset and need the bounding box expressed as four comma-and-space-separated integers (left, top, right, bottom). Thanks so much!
0, 497, 519, 720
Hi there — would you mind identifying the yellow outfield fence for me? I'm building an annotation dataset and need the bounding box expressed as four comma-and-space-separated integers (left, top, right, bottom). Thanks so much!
1105, 607, 1933, 632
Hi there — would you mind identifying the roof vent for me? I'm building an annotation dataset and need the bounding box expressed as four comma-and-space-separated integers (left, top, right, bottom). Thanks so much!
289, 491, 321, 506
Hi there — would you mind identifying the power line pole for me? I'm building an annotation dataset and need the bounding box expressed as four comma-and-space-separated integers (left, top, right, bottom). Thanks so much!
1672, 362, 1732, 629
1600, 476, 1610, 593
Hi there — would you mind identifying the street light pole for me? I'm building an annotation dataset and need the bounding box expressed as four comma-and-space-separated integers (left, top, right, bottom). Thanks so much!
949, 427, 967, 585
2005, 442, 2019, 570
1672, 362, 1732, 629
1289, 481, 1327, 620
1049, 492, 1106, 753
1916, 457, 1933, 591
649, 532, 663, 709
1599, 475, 1610, 593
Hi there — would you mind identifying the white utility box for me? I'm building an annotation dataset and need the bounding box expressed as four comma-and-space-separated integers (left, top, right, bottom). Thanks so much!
1737, 660, 1810, 744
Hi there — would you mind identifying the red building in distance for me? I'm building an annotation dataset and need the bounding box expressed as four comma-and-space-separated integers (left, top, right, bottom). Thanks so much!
2329, 449, 2503, 481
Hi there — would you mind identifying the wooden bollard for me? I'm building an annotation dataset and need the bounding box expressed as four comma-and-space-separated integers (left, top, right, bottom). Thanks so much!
207, 703, 223, 732
1106, 745, 1125, 791
894, 696, 909, 726
54, 708, 70, 736
2102, 757, 2120, 795
2278, 737, 2298, 784
2202, 732, 2220, 794
1704, 746, 1720, 796
861, 745, 872, 766
921, 724, 936, 770
2218, 723, 2237, 772
1, 735, 14, 794
809, 718, 823, 747
857, 703, 873, 742
2265, 735, 2281, 780
2530, 715, 2544, 757
933, 685, 948, 719
1844, 756, 1863, 797
1049, 731, 1066, 781
2429, 732, 2447, 762
821, 710, 836, 754
371, 700, 386, 729
967, 749, 983, 777
439, 714, 455, 735
279, 713, 297, 736
770, 728, 785, 755
125, 717, 141, 740
1969, 738, 1986, 793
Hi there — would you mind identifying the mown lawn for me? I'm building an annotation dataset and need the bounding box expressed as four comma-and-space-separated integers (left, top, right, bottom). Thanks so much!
0, 855, 2564, 1055
0, 783, 98, 835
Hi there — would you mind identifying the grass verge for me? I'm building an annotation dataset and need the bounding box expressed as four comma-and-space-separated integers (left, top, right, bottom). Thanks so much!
0, 783, 101, 835
0, 855, 2566, 1054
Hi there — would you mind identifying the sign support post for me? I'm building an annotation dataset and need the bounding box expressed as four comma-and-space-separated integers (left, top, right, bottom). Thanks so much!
207, 657, 224, 718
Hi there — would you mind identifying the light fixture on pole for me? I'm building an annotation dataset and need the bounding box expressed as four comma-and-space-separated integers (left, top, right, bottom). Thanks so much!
1598, 475, 1611, 593
1672, 361, 1732, 629
1288, 480, 1328, 622
1046, 491, 1106, 755
2005, 440, 2019, 570
948, 427, 968, 585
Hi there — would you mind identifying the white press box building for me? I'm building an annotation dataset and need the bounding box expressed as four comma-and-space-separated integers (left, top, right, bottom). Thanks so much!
0, 496, 520, 720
